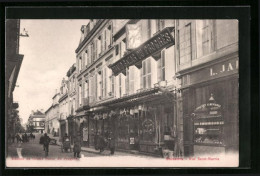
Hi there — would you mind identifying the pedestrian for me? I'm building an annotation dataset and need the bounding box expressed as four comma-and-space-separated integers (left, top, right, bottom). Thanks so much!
62, 133, 70, 152
73, 132, 81, 158
42, 133, 51, 156
39, 134, 44, 150
108, 131, 115, 155
98, 133, 105, 153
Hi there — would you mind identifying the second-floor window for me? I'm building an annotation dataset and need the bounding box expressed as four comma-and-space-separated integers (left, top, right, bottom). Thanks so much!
119, 74, 122, 97
91, 43, 94, 63
84, 80, 88, 99
97, 72, 102, 99
97, 35, 102, 57
129, 66, 135, 94
105, 25, 112, 50
120, 39, 126, 58
102, 67, 107, 98
196, 20, 215, 58
179, 23, 192, 65
156, 19, 165, 32
93, 40, 97, 61
79, 83, 82, 106
142, 58, 152, 89
84, 50, 88, 67
157, 50, 166, 82
79, 57, 82, 72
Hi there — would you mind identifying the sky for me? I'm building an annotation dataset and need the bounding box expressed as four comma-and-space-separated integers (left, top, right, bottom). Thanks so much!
13, 19, 89, 126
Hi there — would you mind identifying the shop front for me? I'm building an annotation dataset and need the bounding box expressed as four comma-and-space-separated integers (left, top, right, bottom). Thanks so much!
178, 55, 239, 157
87, 88, 178, 156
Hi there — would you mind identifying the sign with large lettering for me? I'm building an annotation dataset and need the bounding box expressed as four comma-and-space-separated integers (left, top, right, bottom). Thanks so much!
182, 57, 238, 86
109, 27, 175, 76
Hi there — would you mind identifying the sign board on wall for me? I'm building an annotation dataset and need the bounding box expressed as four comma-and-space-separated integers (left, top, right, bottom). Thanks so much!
182, 57, 238, 86
126, 24, 142, 49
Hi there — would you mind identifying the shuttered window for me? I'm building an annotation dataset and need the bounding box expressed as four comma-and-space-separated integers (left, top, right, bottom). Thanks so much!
142, 58, 152, 89
129, 66, 135, 94
84, 80, 88, 98
102, 67, 107, 98
157, 50, 166, 81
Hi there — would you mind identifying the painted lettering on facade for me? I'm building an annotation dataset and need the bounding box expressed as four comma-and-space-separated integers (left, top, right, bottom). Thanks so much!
210, 60, 238, 76
109, 27, 175, 76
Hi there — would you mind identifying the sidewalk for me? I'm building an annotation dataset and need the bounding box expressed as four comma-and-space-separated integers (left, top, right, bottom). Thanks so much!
50, 134, 160, 158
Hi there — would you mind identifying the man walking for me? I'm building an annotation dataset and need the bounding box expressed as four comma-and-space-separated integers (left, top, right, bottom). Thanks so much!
108, 132, 115, 155
73, 132, 81, 158
42, 133, 50, 157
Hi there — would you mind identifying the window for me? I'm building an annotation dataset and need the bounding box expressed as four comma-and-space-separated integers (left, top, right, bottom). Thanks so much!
90, 43, 94, 63
129, 66, 135, 94
179, 23, 192, 64
79, 57, 82, 72
85, 50, 88, 67
196, 20, 214, 58
88, 76, 93, 102
157, 50, 166, 81
111, 75, 114, 96
120, 39, 126, 58
95, 74, 98, 100
102, 67, 107, 98
97, 36, 102, 57
93, 40, 97, 61
98, 71, 102, 99
156, 19, 165, 32
79, 83, 82, 106
84, 80, 88, 98
115, 44, 119, 55
106, 26, 112, 49
119, 74, 122, 97
142, 58, 152, 89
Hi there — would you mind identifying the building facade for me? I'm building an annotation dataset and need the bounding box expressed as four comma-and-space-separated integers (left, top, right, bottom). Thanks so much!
6, 19, 24, 138
66, 63, 78, 144
28, 110, 45, 133
45, 91, 60, 136
175, 20, 239, 157
58, 78, 69, 140
75, 19, 179, 156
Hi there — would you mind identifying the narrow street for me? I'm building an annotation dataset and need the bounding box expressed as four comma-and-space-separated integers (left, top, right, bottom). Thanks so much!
7, 133, 155, 159
8, 133, 99, 158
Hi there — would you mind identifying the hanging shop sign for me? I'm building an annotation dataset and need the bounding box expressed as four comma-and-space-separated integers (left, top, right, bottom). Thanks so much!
109, 27, 175, 76
126, 24, 142, 49
82, 127, 88, 141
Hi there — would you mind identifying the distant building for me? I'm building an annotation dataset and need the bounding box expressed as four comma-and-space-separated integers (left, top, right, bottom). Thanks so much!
45, 90, 60, 136
66, 63, 77, 144
58, 78, 69, 140
28, 110, 45, 133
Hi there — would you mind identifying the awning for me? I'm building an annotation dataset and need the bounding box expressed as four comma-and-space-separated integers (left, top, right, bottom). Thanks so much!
75, 110, 87, 118
109, 27, 175, 76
